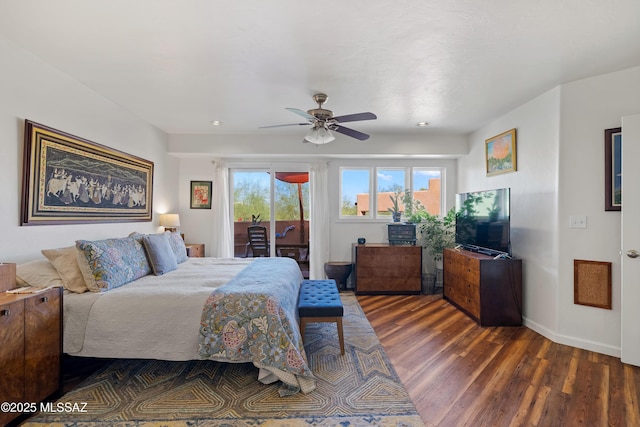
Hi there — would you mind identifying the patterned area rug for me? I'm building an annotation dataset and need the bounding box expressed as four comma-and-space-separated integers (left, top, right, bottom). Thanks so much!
24, 293, 422, 426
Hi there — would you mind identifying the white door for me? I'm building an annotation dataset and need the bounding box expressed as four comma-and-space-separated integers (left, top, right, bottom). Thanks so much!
621, 113, 640, 366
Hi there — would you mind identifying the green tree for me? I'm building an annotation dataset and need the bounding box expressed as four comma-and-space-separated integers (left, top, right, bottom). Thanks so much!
341, 195, 357, 216
275, 181, 309, 220
234, 179, 270, 221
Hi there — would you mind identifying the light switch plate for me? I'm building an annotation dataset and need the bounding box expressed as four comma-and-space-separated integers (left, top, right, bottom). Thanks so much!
570, 215, 587, 229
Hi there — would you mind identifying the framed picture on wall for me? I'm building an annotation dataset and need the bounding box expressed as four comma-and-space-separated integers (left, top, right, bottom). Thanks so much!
485, 128, 517, 176
604, 127, 621, 211
190, 181, 212, 209
21, 120, 154, 225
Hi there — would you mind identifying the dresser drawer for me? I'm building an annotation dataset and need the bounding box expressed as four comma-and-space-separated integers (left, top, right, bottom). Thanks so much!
458, 281, 480, 318
0, 299, 25, 425
24, 288, 62, 402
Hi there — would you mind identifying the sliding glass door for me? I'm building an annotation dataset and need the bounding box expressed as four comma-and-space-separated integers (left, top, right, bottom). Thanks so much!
231, 167, 310, 277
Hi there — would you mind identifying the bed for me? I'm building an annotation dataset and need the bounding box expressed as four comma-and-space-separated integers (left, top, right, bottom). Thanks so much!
16, 233, 315, 396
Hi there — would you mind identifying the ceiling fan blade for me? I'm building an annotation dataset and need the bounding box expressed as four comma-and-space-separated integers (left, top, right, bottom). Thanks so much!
332, 112, 377, 123
259, 123, 310, 129
285, 107, 316, 121
332, 125, 370, 141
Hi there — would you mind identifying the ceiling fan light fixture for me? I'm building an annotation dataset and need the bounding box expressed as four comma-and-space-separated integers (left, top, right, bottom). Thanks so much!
304, 126, 335, 144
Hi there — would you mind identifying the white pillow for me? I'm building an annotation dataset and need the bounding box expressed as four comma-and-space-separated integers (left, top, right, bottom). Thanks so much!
41, 246, 89, 293
16, 259, 64, 289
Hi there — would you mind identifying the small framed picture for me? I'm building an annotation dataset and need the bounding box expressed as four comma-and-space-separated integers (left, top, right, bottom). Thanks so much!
604, 127, 621, 211
485, 128, 517, 176
190, 181, 212, 209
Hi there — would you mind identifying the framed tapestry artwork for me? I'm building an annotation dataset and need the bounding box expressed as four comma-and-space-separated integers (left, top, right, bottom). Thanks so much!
190, 181, 212, 209
485, 128, 517, 176
21, 120, 154, 225
604, 127, 621, 211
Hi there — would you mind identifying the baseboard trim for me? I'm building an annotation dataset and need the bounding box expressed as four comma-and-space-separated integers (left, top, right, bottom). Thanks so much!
523, 316, 621, 358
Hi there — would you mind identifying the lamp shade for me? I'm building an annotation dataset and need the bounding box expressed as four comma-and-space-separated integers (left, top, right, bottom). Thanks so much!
304, 126, 335, 144
159, 213, 180, 228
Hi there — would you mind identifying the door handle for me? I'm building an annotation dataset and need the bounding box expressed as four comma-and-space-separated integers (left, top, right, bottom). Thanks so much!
627, 249, 640, 258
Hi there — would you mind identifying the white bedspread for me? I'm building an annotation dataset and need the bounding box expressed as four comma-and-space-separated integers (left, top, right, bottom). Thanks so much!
64, 257, 254, 360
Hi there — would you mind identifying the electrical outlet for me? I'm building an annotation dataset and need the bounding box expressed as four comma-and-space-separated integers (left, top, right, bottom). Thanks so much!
570, 215, 587, 229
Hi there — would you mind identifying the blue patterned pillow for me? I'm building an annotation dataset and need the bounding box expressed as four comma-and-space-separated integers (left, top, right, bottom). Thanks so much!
76, 236, 151, 292
142, 233, 178, 275
166, 231, 188, 263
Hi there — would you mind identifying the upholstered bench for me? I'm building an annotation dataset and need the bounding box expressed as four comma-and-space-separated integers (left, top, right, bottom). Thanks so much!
298, 279, 345, 355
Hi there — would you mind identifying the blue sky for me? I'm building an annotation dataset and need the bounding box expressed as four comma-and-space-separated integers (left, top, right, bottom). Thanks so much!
342, 168, 441, 203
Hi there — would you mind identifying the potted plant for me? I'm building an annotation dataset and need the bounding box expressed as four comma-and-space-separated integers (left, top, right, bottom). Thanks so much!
388, 189, 403, 222
402, 191, 430, 224
418, 208, 456, 268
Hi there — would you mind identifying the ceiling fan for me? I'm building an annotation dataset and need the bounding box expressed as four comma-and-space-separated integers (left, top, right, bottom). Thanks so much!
260, 93, 377, 144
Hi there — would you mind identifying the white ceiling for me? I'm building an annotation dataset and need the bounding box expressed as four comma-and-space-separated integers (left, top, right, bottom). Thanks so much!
1, 0, 639, 138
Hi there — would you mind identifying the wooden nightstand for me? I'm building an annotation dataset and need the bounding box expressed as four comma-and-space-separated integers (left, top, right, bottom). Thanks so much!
0, 263, 63, 426
185, 243, 205, 257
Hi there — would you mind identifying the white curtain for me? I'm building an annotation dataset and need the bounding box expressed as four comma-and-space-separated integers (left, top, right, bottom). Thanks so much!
309, 162, 330, 279
211, 160, 233, 258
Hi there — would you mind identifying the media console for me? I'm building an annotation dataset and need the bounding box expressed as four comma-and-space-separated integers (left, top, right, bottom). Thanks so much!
442, 247, 522, 326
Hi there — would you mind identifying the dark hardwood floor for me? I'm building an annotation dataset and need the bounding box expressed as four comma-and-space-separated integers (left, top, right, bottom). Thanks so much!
357, 293, 640, 427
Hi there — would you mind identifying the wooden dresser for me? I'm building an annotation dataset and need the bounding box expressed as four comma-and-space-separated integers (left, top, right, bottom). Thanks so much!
0, 263, 63, 426
353, 243, 422, 294
443, 248, 522, 326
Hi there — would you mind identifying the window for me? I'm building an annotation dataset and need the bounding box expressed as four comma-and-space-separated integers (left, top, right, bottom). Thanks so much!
340, 166, 443, 219
340, 168, 371, 218
376, 168, 406, 218
411, 168, 442, 216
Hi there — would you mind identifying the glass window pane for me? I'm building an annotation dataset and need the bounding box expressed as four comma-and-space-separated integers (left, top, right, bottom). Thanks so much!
274, 171, 309, 244
274, 171, 309, 278
232, 170, 270, 257
377, 168, 405, 217
341, 168, 371, 217
412, 168, 442, 215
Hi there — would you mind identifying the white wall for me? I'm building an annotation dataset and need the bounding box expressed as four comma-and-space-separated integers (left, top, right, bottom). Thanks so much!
556, 67, 640, 355
0, 35, 177, 263
175, 155, 218, 255
168, 133, 469, 158
458, 66, 640, 357
458, 87, 561, 338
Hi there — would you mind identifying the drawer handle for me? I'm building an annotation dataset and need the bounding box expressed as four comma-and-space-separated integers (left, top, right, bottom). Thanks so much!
41, 296, 49, 303
1, 309, 10, 316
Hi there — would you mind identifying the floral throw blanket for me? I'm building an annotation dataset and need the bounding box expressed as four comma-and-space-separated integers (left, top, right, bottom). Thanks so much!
198, 257, 315, 395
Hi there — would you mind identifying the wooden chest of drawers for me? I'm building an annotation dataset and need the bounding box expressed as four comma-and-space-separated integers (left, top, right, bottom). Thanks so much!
0, 265, 62, 426
443, 248, 522, 326
353, 243, 422, 294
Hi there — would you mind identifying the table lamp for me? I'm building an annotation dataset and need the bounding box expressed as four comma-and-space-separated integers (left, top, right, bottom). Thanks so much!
159, 213, 180, 233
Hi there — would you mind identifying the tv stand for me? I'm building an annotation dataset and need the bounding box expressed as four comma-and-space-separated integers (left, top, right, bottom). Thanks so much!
443, 248, 522, 326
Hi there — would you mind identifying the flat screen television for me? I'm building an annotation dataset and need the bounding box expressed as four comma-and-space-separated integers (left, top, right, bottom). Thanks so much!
455, 187, 510, 256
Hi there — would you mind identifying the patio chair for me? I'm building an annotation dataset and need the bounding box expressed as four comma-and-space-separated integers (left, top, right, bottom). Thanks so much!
247, 225, 269, 257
